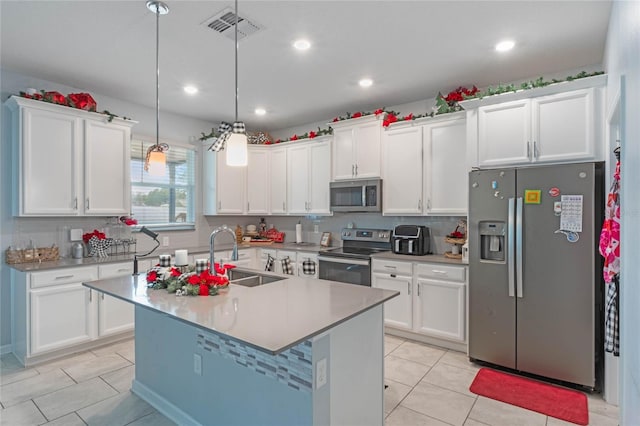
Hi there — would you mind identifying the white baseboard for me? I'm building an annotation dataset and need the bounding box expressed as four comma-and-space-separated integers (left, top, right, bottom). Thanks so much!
131, 379, 200, 426
0, 343, 13, 356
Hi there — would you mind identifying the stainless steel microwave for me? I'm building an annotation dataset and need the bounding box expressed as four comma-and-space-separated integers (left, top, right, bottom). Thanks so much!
330, 179, 382, 212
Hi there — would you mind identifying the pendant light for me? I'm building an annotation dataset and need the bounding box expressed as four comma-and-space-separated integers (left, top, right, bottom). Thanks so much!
204, 0, 248, 165
144, 1, 170, 176
225, 0, 248, 166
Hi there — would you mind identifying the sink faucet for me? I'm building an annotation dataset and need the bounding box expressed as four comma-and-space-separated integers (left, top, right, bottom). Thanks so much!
209, 225, 239, 275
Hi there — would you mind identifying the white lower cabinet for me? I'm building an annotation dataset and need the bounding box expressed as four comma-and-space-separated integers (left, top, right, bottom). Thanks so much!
97, 263, 135, 337
258, 248, 319, 279
372, 258, 467, 343
12, 264, 135, 365
30, 282, 95, 355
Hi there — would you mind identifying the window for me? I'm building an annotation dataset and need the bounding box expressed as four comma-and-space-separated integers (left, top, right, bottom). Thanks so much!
130, 138, 195, 229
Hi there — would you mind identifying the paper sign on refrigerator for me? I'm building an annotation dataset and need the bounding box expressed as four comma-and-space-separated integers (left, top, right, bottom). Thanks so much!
560, 195, 583, 232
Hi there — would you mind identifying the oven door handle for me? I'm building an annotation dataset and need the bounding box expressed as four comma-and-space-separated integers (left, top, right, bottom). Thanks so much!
317, 256, 370, 266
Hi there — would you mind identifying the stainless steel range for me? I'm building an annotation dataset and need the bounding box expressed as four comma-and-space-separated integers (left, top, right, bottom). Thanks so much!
318, 228, 392, 286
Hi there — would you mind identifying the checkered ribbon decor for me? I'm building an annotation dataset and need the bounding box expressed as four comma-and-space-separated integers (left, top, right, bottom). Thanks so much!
207, 122, 232, 152
281, 256, 294, 275
264, 254, 275, 272
207, 121, 247, 152
302, 258, 316, 275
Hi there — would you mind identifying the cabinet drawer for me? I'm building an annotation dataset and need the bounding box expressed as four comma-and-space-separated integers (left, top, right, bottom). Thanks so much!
416, 263, 466, 282
98, 263, 133, 278
372, 259, 413, 275
30, 266, 98, 289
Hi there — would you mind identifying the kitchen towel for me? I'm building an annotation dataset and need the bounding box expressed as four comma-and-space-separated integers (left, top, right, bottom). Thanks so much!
281, 256, 295, 275
264, 254, 275, 272
302, 258, 316, 275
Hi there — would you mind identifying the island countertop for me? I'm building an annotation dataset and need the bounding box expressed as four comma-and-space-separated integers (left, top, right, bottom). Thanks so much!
83, 274, 398, 355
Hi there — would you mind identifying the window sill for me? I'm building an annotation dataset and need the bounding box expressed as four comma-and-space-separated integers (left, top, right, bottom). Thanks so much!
134, 223, 196, 232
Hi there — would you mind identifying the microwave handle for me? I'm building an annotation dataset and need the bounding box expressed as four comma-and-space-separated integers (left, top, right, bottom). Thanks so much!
362, 186, 367, 208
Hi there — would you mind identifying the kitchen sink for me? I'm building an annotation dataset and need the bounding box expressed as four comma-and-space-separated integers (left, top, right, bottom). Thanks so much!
228, 269, 286, 287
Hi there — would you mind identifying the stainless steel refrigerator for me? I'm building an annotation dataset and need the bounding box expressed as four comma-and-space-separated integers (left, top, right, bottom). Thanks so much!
468, 162, 604, 389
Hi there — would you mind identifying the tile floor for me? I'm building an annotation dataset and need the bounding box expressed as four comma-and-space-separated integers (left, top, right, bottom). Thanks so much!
0, 335, 619, 426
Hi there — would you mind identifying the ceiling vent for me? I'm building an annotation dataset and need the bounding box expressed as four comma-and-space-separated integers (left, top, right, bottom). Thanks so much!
203, 7, 262, 41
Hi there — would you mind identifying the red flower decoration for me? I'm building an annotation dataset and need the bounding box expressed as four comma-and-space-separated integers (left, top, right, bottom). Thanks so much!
274, 139, 281, 144
199, 284, 209, 296
146, 270, 158, 283
43, 91, 68, 106
265, 141, 272, 145
309, 131, 317, 139
403, 113, 414, 121
67, 92, 97, 111
332, 117, 339, 122
352, 112, 363, 119
291, 134, 298, 141
170, 267, 182, 277
374, 108, 384, 116
382, 113, 398, 127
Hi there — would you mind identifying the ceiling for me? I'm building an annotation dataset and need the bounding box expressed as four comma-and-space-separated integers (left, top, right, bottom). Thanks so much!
1, 1, 612, 132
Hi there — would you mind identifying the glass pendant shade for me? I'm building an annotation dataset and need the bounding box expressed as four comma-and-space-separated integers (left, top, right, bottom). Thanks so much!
226, 132, 248, 166
147, 150, 166, 176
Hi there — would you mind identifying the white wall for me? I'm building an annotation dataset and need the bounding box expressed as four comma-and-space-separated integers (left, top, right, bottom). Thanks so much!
603, 2, 640, 424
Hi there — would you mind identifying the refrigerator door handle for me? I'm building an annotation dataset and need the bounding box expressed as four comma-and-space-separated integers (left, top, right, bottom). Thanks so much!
516, 197, 524, 298
508, 197, 515, 297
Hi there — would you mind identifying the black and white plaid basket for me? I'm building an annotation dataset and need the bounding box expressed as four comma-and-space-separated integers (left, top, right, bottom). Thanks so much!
281, 256, 295, 275
88, 236, 112, 258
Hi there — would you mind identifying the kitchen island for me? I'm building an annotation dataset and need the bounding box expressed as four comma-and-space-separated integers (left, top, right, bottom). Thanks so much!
83, 273, 398, 426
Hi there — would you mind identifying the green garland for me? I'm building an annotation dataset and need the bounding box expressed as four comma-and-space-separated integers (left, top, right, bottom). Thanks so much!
463, 71, 604, 101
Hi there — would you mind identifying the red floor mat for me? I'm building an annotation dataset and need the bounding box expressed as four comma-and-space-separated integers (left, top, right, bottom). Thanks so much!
469, 367, 589, 425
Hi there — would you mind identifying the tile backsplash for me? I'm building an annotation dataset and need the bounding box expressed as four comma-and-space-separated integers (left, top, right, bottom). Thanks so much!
6, 213, 465, 258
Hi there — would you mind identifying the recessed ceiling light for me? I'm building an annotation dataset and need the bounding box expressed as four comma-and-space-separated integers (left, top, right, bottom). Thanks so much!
183, 85, 198, 95
293, 39, 311, 51
359, 78, 373, 88
495, 40, 515, 52
254, 108, 266, 116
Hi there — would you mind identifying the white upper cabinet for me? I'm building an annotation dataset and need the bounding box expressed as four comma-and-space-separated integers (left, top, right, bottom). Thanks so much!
382, 124, 423, 215
84, 119, 131, 215
216, 150, 246, 214
532, 89, 596, 163
382, 112, 468, 216
6, 96, 135, 217
331, 115, 382, 180
246, 147, 270, 215
466, 75, 606, 168
477, 99, 532, 167
269, 147, 287, 214
423, 116, 468, 215
287, 137, 332, 215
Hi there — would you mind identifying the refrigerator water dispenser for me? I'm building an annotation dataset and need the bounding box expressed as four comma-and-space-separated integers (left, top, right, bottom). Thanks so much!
479, 221, 505, 262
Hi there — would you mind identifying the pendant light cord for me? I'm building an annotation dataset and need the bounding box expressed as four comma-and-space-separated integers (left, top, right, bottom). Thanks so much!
234, 0, 239, 122
155, 4, 161, 149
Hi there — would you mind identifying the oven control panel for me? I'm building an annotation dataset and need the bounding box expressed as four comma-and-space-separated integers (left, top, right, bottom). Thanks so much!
341, 228, 391, 242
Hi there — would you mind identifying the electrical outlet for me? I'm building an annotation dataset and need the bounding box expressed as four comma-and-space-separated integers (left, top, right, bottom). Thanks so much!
193, 353, 202, 376
314, 224, 319, 233
316, 358, 327, 389
162, 236, 170, 247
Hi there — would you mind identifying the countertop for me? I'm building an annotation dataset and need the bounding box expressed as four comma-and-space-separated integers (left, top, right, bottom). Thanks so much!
371, 251, 467, 265
83, 273, 398, 355
9, 242, 325, 272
